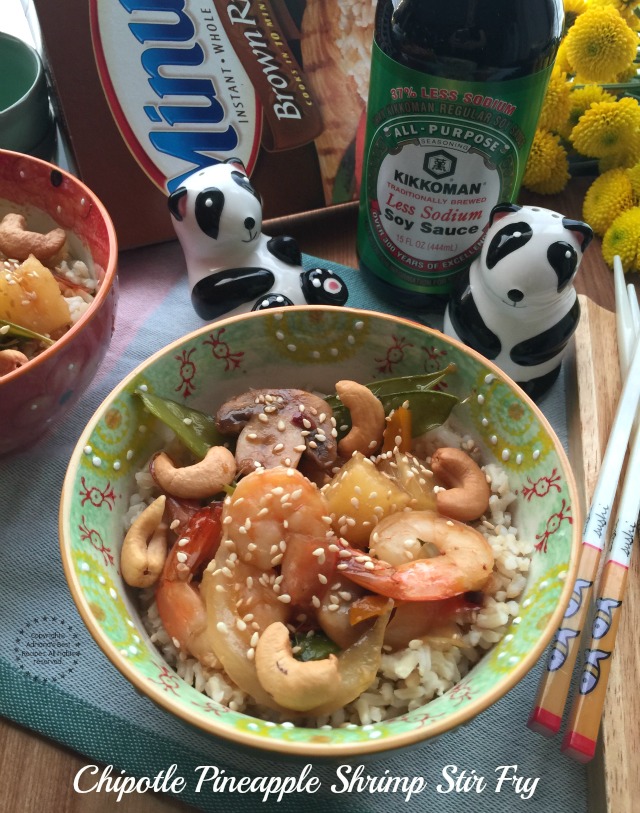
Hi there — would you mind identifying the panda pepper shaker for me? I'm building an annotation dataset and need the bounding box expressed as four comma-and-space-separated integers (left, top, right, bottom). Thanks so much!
168, 158, 349, 320
444, 203, 593, 400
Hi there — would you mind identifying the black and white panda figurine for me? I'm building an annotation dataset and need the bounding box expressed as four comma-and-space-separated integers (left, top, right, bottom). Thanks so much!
444, 203, 593, 400
168, 158, 348, 320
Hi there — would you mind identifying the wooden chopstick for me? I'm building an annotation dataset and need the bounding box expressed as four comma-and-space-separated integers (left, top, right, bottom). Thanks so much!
528, 274, 640, 738
560, 261, 640, 762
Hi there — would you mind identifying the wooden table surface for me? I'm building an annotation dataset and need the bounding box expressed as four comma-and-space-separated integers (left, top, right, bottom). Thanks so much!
1, 179, 636, 813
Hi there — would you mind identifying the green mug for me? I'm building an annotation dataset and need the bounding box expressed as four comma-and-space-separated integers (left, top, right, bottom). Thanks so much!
0, 31, 56, 159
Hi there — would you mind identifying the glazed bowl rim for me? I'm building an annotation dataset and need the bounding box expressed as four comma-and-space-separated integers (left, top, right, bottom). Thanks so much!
59, 304, 581, 757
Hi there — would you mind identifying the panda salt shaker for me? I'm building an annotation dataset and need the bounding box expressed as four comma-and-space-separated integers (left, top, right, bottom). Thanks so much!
444, 203, 593, 400
168, 158, 349, 320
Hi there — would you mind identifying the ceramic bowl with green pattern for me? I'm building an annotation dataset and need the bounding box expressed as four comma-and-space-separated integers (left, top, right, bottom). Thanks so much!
59, 306, 580, 757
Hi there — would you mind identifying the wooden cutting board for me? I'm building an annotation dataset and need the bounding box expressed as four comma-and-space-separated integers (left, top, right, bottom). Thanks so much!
566, 295, 640, 813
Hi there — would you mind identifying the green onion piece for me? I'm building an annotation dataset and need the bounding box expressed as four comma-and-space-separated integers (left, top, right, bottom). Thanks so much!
0, 318, 54, 347
136, 391, 224, 459
292, 632, 341, 662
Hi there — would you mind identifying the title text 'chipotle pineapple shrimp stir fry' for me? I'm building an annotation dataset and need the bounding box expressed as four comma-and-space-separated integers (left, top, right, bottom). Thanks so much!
122, 375, 533, 725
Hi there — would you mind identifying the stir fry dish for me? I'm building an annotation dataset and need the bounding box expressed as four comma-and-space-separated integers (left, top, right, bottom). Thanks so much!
121, 372, 532, 725
0, 212, 99, 376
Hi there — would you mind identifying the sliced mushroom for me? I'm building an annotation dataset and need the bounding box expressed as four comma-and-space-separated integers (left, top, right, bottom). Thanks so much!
216, 388, 337, 476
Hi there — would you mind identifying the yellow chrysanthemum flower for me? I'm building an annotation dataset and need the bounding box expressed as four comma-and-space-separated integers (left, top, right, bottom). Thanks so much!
615, 62, 639, 82
556, 84, 616, 138
555, 39, 574, 74
523, 130, 570, 194
588, 0, 640, 31
597, 132, 640, 170
602, 206, 640, 271
571, 97, 640, 157
564, 6, 637, 82
538, 67, 572, 132
626, 161, 640, 200
582, 168, 634, 235
564, 0, 588, 28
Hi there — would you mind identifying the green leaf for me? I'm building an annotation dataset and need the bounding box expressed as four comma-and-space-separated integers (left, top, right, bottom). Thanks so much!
0, 318, 54, 347
326, 366, 459, 438
379, 390, 459, 436
136, 390, 225, 459
293, 632, 341, 662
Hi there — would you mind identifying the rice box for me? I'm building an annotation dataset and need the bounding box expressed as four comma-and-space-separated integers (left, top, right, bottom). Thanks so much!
33, 0, 375, 249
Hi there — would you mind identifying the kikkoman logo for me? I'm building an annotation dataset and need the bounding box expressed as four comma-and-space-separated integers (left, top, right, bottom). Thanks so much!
424, 150, 457, 179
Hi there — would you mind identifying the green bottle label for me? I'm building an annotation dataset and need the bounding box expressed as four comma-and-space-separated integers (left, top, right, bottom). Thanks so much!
358, 42, 553, 294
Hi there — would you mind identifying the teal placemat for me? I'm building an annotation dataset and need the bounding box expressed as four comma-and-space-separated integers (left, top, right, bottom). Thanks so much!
0, 243, 585, 812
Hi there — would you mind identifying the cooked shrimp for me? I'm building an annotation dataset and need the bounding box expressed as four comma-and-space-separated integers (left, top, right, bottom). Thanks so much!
155, 502, 223, 668
340, 509, 494, 601
220, 465, 334, 572
200, 466, 340, 710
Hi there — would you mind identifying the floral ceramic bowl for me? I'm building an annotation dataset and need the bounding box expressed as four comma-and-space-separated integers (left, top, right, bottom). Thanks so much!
0, 149, 118, 456
59, 306, 580, 757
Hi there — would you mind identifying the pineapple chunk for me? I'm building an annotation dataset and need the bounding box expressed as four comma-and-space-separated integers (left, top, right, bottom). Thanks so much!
377, 450, 437, 511
0, 254, 70, 335
323, 452, 411, 547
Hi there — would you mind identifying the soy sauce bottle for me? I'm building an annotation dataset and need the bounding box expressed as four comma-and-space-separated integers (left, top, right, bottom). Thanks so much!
357, 0, 564, 311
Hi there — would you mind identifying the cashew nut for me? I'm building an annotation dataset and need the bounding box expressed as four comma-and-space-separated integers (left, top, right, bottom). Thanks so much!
255, 622, 341, 711
151, 445, 236, 499
430, 447, 491, 522
0, 213, 66, 264
121, 495, 167, 588
0, 348, 29, 377
335, 380, 386, 458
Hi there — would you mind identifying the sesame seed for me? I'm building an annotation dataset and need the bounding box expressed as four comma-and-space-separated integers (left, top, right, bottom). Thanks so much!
236, 619, 247, 631
246, 648, 255, 660
176, 551, 188, 563
177, 537, 189, 546
364, 561, 375, 570
277, 594, 292, 603
311, 595, 321, 608
216, 622, 228, 633
318, 573, 328, 584
258, 413, 269, 423
337, 563, 348, 570
250, 632, 259, 647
